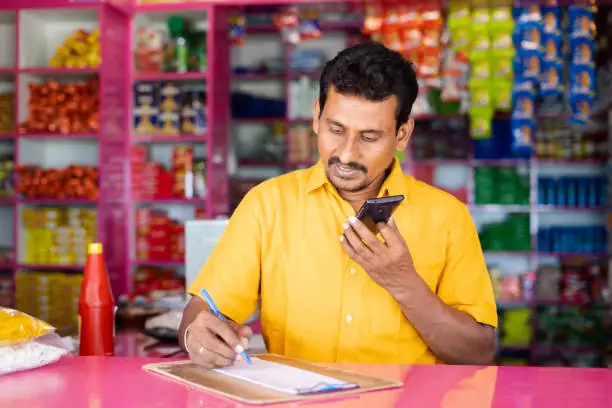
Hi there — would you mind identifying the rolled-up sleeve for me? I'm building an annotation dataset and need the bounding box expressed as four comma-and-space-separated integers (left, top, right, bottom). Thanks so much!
188, 187, 263, 324
437, 204, 498, 328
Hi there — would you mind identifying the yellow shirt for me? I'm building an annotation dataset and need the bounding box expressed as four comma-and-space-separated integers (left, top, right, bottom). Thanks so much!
189, 159, 498, 364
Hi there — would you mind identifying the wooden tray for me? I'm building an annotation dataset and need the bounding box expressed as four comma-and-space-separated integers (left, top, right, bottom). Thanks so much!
142, 354, 404, 405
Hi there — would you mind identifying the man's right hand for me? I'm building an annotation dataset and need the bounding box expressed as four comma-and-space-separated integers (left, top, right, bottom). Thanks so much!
185, 309, 253, 369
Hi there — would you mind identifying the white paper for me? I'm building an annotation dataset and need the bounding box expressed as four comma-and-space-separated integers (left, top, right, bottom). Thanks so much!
214, 357, 357, 395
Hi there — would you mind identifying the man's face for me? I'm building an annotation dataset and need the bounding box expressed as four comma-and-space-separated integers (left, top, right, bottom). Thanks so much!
313, 86, 412, 193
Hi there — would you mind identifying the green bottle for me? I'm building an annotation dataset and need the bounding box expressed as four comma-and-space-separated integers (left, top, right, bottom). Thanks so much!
167, 16, 188, 73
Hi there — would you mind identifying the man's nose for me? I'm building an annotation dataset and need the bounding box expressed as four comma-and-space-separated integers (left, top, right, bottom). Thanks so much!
336, 136, 359, 164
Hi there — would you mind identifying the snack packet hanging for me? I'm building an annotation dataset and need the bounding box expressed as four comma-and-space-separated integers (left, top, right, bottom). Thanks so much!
493, 81, 513, 111
274, 7, 300, 45
229, 15, 246, 45
569, 93, 594, 126
570, 64, 595, 95
362, 1, 384, 35
518, 49, 542, 82
570, 37, 595, 66
569, 5, 596, 39
511, 118, 535, 154
469, 106, 494, 139
542, 6, 561, 34
512, 84, 536, 119
542, 32, 562, 61
541, 60, 564, 97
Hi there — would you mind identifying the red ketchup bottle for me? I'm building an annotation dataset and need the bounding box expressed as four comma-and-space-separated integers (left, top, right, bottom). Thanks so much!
79, 242, 115, 356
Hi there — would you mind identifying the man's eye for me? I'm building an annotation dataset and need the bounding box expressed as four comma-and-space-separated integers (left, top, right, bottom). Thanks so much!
362, 136, 377, 143
330, 127, 343, 134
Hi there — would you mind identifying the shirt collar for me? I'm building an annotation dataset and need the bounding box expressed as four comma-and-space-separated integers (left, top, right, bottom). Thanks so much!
305, 157, 409, 199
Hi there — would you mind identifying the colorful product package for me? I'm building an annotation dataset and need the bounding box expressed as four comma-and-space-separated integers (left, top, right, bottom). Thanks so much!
569, 5, 595, 38
229, 15, 245, 45
541, 6, 561, 34
569, 93, 594, 126
299, 12, 322, 40
469, 106, 493, 139
570, 64, 595, 95
512, 86, 536, 119
570, 37, 595, 66
493, 81, 513, 111
542, 32, 562, 61
511, 118, 535, 154
517, 49, 542, 82
541, 60, 564, 97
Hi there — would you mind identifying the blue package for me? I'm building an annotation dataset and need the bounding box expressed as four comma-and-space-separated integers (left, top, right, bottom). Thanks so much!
569, 92, 595, 126
569, 5, 595, 38
588, 177, 598, 207
521, 21, 543, 50
542, 6, 561, 34
538, 178, 547, 205
599, 177, 607, 206
540, 60, 563, 97
512, 86, 536, 119
542, 32, 562, 61
519, 49, 542, 81
511, 118, 535, 154
570, 37, 595, 66
546, 178, 556, 206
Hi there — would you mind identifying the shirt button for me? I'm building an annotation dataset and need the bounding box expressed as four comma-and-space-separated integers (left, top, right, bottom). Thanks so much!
346, 315, 353, 323
349, 268, 356, 276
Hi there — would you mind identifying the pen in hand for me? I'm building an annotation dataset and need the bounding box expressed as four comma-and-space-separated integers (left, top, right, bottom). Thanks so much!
200, 288, 253, 366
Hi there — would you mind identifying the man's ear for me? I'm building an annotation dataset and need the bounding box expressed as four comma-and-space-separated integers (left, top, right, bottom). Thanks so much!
396, 119, 414, 152
312, 100, 321, 135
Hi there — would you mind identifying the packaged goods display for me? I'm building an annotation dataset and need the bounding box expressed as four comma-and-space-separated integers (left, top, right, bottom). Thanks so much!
537, 226, 607, 254
536, 259, 610, 304
0, 306, 72, 375
135, 209, 185, 261
22, 208, 97, 265
121, 267, 184, 304
535, 120, 607, 159
16, 165, 99, 200
133, 81, 207, 136
14, 273, 82, 334
474, 166, 530, 205
134, 16, 207, 74
538, 176, 607, 207
0, 91, 14, 134
497, 308, 532, 347
480, 214, 531, 252
19, 78, 99, 134
0, 275, 13, 308
491, 267, 535, 303
131, 145, 206, 199
49, 28, 101, 69
0, 154, 14, 198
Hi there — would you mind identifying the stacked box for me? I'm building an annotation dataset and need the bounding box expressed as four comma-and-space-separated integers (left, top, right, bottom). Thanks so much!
172, 145, 194, 198
22, 208, 97, 265
0, 92, 14, 133
135, 208, 185, 261
15, 272, 82, 333
180, 84, 207, 135
158, 82, 181, 136
133, 82, 159, 136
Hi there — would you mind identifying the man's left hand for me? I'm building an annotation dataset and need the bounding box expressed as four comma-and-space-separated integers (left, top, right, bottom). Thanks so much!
340, 215, 415, 295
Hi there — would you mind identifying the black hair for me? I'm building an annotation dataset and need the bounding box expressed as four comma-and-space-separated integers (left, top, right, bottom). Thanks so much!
319, 41, 419, 132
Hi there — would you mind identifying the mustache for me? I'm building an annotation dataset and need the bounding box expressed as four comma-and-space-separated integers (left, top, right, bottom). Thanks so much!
328, 156, 368, 173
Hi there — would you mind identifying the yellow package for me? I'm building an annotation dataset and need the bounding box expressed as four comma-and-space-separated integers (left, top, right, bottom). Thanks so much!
0, 307, 55, 346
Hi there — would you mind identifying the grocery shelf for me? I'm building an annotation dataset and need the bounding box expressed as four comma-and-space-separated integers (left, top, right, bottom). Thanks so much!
535, 206, 608, 212
469, 205, 530, 213
233, 73, 285, 80
18, 198, 98, 205
537, 252, 609, 257
131, 259, 184, 267
18, 133, 99, 140
135, 198, 205, 205
234, 118, 286, 124
133, 71, 208, 81
245, 20, 362, 34
0, 68, 14, 75
0, 133, 14, 140
16, 264, 84, 271
19, 67, 99, 75
132, 135, 208, 143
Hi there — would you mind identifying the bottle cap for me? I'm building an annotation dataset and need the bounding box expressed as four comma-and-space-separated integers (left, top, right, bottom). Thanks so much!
88, 243, 103, 254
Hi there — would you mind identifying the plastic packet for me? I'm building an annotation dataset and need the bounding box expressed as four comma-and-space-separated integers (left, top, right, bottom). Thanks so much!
542, 32, 562, 61
493, 81, 513, 111
512, 85, 536, 119
471, 54, 491, 80
299, 12, 322, 41
362, 1, 384, 35
541, 60, 564, 97
229, 15, 246, 45
492, 53, 514, 79
469, 106, 493, 139
569, 5, 596, 38
569, 93, 594, 125
511, 118, 535, 154
570, 64, 595, 95
469, 78, 492, 108
469, 24, 490, 56
542, 6, 561, 34
518, 49, 542, 82
401, 28, 422, 53
274, 8, 300, 45
570, 37, 595, 66
0, 307, 72, 376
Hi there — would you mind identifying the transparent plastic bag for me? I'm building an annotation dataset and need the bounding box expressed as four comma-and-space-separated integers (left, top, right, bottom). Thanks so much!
0, 307, 72, 375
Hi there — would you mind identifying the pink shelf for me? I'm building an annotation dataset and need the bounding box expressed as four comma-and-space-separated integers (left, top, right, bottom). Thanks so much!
132, 259, 184, 267
0, 197, 15, 204
0, 133, 14, 140
233, 73, 285, 80
19, 67, 99, 75
18, 133, 99, 139
19, 198, 98, 205
234, 118, 285, 124
0, 68, 15, 75
469, 205, 530, 213
484, 251, 533, 256
135, 198, 205, 205
246, 20, 362, 34
132, 135, 208, 143
16, 264, 84, 271
536, 206, 608, 212
238, 159, 284, 167
133, 71, 208, 81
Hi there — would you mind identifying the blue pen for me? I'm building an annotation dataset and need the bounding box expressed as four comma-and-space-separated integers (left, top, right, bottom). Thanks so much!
200, 288, 253, 366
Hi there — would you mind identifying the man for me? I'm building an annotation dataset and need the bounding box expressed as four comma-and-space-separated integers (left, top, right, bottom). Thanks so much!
179, 42, 497, 368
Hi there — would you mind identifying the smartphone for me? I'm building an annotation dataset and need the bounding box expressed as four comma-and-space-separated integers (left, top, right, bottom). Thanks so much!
355, 195, 404, 232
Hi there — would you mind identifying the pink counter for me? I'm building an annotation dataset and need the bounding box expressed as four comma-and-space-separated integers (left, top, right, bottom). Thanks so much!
0, 356, 610, 407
